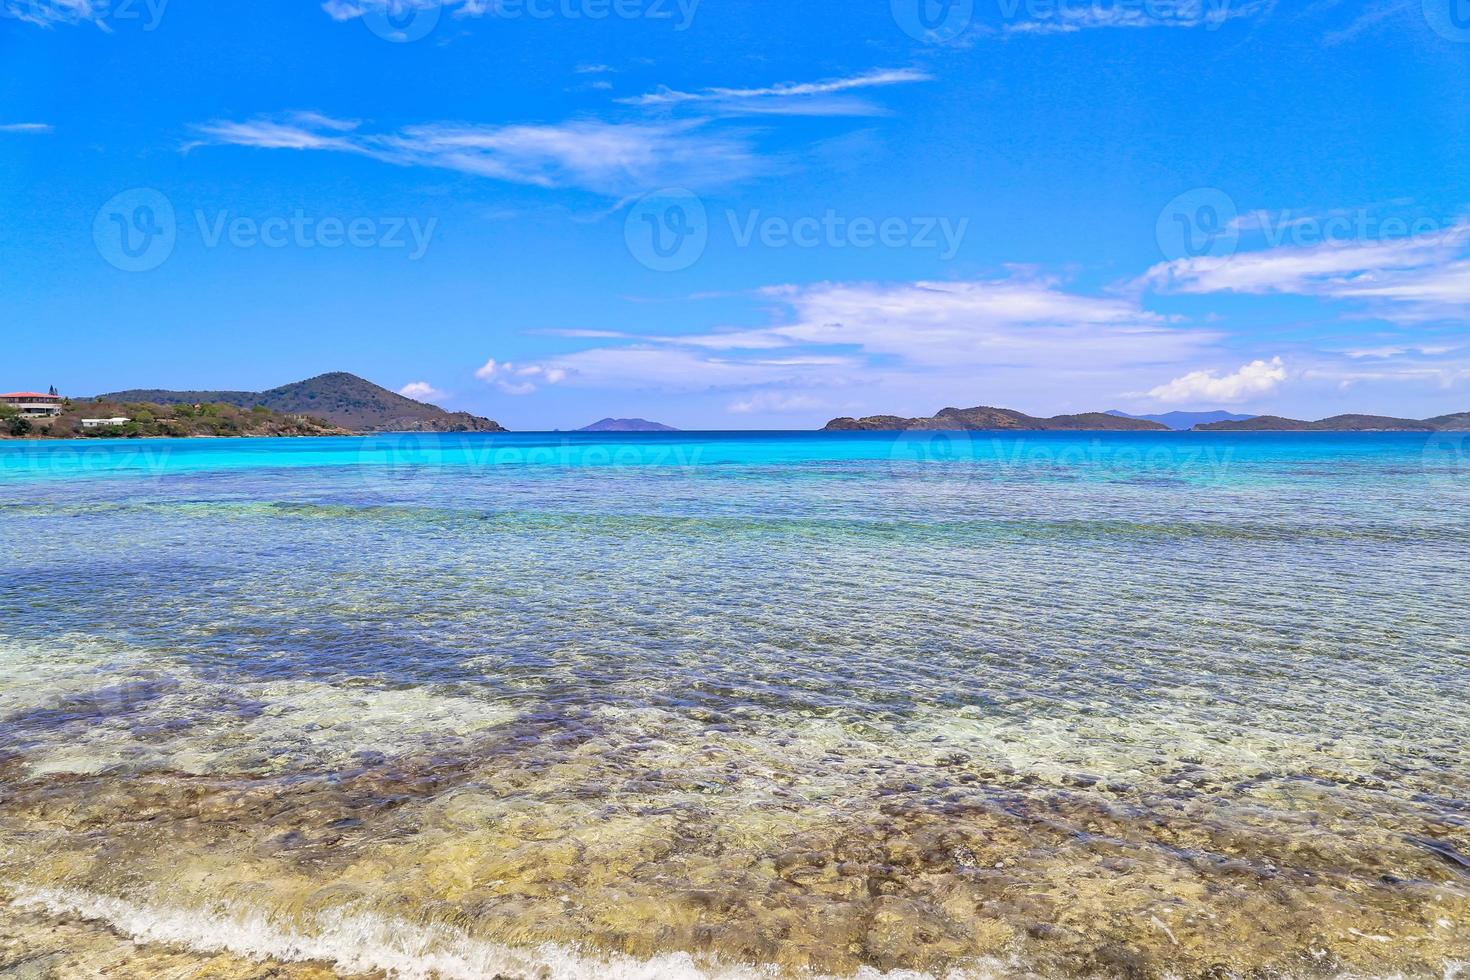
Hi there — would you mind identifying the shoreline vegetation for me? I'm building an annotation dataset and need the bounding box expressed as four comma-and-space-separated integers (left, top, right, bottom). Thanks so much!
7, 374, 1470, 440
1, 372, 505, 440
0, 400, 350, 440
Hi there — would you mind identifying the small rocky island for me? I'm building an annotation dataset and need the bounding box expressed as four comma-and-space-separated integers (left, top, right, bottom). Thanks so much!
577, 418, 678, 432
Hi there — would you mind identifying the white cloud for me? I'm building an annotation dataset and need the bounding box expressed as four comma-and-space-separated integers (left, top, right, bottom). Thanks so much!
755, 277, 1212, 369
1139, 220, 1470, 322
727, 392, 824, 414
1342, 344, 1456, 359
0, 122, 53, 133
190, 113, 361, 151
189, 113, 764, 197
1147, 357, 1288, 405
488, 276, 1219, 413
320, 0, 447, 21
397, 381, 446, 402
1321, 0, 1412, 45
474, 357, 566, 395
620, 68, 931, 115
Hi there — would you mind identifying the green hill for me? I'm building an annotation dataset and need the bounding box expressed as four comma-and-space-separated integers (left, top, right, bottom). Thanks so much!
97, 372, 505, 433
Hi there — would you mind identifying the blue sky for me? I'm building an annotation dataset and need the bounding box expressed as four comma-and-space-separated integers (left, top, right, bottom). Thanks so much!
3, 0, 1469, 428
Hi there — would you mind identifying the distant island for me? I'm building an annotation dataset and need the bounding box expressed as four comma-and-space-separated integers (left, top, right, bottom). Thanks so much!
1106, 409, 1256, 431
824, 403, 1470, 433
96, 373, 505, 434
577, 418, 678, 432
824, 406, 1170, 431
1197, 412, 1470, 432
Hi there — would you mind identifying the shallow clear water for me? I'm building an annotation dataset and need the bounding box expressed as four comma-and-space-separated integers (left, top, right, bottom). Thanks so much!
1, 431, 1468, 978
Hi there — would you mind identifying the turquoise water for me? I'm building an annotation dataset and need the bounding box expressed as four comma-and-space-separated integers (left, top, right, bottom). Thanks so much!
1, 432, 1468, 978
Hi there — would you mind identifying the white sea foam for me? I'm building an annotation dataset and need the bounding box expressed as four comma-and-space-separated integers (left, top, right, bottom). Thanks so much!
7, 886, 992, 980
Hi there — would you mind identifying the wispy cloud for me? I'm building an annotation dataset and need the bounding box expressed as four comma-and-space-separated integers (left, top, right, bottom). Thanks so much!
493, 276, 1219, 409
0, 122, 53, 134
1341, 344, 1456, 359
190, 112, 362, 151
727, 391, 824, 415
1138, 220, 1470, 323
619, 68, 931, 116
321, 0, 456, 21
999, 0, 1274, 35
189, 112, 765, 196
2, 0, 96, 27
1321, 0, 1413, 45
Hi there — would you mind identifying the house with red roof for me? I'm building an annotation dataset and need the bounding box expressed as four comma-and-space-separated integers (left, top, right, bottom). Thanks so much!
0, 391, 63, 418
